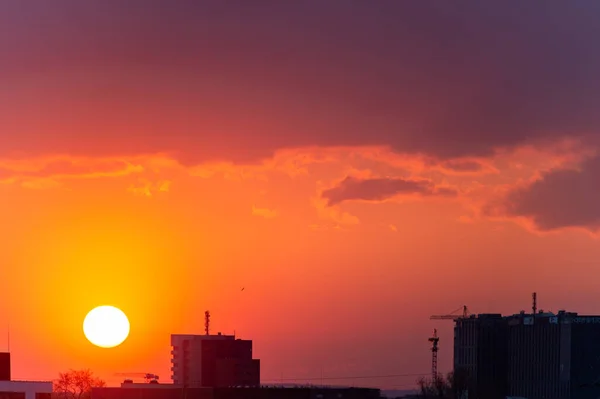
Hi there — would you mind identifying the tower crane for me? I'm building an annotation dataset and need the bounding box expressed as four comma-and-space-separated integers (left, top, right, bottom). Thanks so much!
427, 305, 469, 380
430, 305, 469, 321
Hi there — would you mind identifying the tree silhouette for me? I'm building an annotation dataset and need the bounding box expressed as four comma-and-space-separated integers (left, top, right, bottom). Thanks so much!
53, 369, 106, 399
416, 369, 469, 399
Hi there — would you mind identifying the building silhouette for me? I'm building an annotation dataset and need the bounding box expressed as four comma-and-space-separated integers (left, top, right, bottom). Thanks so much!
0, 352, 52, 399
171, 333, 260, 388
453, 314, 507, 399
454, 309, 600, 399
95, 312, 379, 399
0, 354, 9, 382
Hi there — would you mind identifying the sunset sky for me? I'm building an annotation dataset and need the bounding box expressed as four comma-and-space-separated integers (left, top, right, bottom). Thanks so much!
2, 1, 600, 390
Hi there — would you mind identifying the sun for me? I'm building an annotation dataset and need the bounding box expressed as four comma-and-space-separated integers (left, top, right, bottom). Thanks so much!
83, 305, 130, 348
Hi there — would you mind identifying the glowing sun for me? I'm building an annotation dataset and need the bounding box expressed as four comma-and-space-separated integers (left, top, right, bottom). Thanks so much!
83, 306, 130, 348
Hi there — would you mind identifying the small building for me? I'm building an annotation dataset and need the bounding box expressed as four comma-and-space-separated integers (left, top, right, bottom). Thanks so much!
0, 353, 53, 399
120, 383, 182, 389
0, 381, 53, 399
171, 334, 260, 388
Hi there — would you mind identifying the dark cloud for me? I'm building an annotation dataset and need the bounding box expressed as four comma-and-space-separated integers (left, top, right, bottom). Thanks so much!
322, 176, 456, 206
1, 1, 599, 162
488, 155, 600, 231
438, 160, 485, 173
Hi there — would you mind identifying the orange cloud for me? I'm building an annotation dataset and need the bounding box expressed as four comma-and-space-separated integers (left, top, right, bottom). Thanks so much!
252, 206, 278, 219
128, 179, 171, 197
0, 139, 598, 234
311, 196, 360, 228
0, 155, 147, 189
20, 178, 62, 190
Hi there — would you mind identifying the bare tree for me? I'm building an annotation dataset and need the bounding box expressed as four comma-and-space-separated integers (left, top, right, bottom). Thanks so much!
417, 375, 447, 398
53, 369, 106, 399
416, 369, 469, 399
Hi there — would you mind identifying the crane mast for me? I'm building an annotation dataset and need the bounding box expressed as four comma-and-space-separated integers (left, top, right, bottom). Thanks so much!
428, 305, 469, 380
428, 329, 439, 380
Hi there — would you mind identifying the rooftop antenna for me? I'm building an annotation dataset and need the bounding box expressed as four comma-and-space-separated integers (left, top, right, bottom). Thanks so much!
7, 324, 9, 352
204, 311, 210, 335
532, 292, 537, 314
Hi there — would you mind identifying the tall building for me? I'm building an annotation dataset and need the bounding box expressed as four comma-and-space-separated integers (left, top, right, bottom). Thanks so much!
453, 314, 508, 399
453, 309, 600, 399
171, 333, 260, 388
505, 311, 573, 399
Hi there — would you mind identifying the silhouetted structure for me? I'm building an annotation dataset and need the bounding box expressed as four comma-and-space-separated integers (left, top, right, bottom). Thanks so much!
171, 334, 260, 388
453, 308, 600, 399
428, 329, 439, 380
0, 352, 52, 399
505, 310, 572, 399
91, 386, 380, 399
454, 314, 508, 399
0, 354, 10, 381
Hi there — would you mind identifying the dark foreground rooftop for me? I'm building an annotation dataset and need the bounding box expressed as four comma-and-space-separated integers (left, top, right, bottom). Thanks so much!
92, 386, 381, 399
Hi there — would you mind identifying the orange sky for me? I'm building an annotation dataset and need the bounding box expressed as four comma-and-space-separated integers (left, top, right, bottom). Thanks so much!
3, 145, 600, 389
2, 1, 600, 391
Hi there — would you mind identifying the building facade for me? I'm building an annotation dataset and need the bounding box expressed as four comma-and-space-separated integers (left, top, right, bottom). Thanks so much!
453, 314, 508, 399
0, 352, 52, 399
453, 311, 600, 399
505, 311, 571, 399
171, 334, 260, 388
0, 382, 53, 399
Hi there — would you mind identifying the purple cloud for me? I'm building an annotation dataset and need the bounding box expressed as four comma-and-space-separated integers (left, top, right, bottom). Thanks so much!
489, 155, 600, 231
322, 176, 456, 206
0, 2, 599, 163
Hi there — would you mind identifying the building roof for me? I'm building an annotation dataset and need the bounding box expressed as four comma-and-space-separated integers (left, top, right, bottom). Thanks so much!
171, 333, 236, 340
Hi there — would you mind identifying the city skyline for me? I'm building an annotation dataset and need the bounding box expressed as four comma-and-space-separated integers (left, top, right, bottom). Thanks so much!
2, 1, 600, 391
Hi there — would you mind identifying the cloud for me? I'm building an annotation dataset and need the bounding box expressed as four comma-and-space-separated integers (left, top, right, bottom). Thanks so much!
485, 155, 600, 232
432, 159, 499, 176
252, 206, 278, 219
311, 196, 360, 227
322, 176, 457, 206
0, 156, 144, 187
441, 160, 484, 173
20, 178, 61, 190
0, 141, 597, 236
1, 2, 599, 164
128, 179, 171, 197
